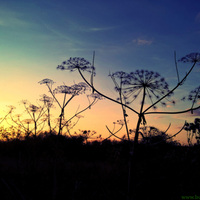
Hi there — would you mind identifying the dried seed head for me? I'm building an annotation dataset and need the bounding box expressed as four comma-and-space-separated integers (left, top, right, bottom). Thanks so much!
111, 70, 174, 108
57, 57, 96, 74
178, 53, 200, 64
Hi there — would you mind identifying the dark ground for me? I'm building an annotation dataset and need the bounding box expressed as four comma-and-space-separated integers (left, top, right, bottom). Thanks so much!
0, 134, 199, 200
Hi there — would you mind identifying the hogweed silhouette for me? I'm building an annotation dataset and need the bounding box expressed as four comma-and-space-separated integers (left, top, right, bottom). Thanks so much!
5, 101, 49, 139
184, 118, 200, 145
57, 52, 200, 200
20, 100, 49, 138
39, 94, 55, 133
39, 78, 103, 135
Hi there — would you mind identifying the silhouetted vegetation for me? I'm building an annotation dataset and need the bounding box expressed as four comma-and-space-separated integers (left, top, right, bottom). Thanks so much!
56, 52, 200, 199
1, 52, 200, 199
0, 130, 199, 200
184, 118, 200, 145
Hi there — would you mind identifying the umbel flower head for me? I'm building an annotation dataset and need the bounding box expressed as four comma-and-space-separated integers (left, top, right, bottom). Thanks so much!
182, 86, 200, 103
22, 119, 33, 124
53, 82, 89, 95
39, 94, 53, 103
115, 70, 174, 109
109, 71, 131, 92
109, 71, 131, 80
39, 94, 54, 107
178, 53, 200, 65
57, 57, 95, 75
87, 92, 104, 100
29, 104, 40, 113
38, 79, 55, 90
113, 119, 129, 125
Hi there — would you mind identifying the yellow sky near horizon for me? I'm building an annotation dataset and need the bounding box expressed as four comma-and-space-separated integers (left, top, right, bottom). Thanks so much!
0, 88, 197, 145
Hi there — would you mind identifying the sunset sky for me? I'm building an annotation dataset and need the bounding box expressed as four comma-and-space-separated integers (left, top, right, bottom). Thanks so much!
1, 0, 200, 144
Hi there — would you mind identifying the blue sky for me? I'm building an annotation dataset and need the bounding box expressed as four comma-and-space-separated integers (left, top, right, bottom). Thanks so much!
0, 0, 200, 144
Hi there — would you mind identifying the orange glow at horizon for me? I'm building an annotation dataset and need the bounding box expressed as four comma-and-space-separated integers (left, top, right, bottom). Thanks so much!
0, 95, 191, 145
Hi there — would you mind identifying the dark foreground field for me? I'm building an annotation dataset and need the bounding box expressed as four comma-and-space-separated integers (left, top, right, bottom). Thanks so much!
0, 134, 199, 200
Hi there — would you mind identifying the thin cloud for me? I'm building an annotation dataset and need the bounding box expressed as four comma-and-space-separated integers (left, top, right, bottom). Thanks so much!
195, 12, 200, 22
154, 116, 164, 119
38, 19, 85, 46
88, 26, 116, 32
0, 8, 29, 27
166, 105, 173, 108
65, 19, 117, 32
132, 39, 153, 45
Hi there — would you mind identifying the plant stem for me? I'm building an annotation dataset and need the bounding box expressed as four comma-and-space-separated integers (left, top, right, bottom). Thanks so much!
127, 87, 146, 199
143, 61, 197, 113
78, 68, 139, 115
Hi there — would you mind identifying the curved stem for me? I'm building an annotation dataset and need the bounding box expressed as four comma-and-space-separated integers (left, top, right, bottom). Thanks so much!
145, 105, 200, 115
128, 87, 146, 200
190, 87, 200, 114
105, 125, 125, 140
78, 68, 139, 115
119, 78, 130, 142
61, 97, 97, 129
143, 61, 197, 113
134, 87, 146, 148
150, 121, 186, 146
46, 84, 62, 109
174, 51, 180, 83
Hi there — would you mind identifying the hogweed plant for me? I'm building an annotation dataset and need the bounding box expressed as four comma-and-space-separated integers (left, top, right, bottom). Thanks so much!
0, 105, 14, 125
56, 53, 200, 146
21, 100, 48, 138
182, 83, 200, 145
56, 52, 200, 200
39, 94, 55, 133
184, 118, 200, 145
21, 119, 34, 138
39, 78, 103, 135
7, 100, 50, 138
108, 70, 176, 147
106, 119, 129, 141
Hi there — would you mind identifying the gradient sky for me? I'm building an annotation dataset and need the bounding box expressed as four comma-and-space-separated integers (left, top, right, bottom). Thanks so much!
1, 0, 200, 144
